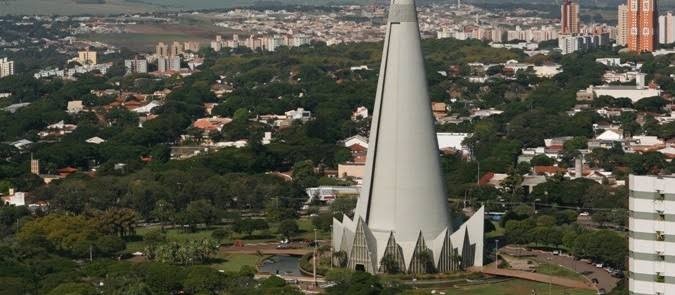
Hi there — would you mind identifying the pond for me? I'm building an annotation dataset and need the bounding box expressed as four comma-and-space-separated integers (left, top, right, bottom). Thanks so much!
259, 255, 303, 276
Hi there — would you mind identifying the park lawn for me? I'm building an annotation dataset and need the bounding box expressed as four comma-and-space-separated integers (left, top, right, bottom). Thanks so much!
127, 226, 222, 252
407, 279, 595, 295
210, 254, 260, 273
127, 225, 281, 252
535, 263, 586, 282
297, 217, 331, 241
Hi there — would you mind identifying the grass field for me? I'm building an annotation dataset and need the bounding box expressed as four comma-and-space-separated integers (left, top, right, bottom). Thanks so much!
210, 254, 260, 272
536, 263, 586, 282
408, 279, 595, 295
126, 217, 325, 252
79, 19, 241, 51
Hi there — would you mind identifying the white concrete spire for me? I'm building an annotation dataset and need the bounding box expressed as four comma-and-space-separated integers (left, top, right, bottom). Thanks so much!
332, 0, 484, 274
355, 0, 449, 246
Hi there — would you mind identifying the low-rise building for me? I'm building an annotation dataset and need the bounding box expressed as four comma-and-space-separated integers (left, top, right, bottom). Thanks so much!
67, 100, 84, 114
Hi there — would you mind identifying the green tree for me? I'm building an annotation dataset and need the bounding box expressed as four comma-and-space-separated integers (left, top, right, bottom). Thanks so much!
183, 266, 226, 294
292, 160, 319, 189
151, 199, 175, 231
211, 228, 232, 243
277, 219, 300, 239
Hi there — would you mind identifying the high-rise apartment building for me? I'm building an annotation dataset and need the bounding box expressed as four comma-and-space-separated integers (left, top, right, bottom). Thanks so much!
183, 41, 201, 52
659, 12, 675, 44
124, 58, 148, 74
618, 4, 629, 46
156, 42, 169, 57
561, 0, 580, 34
77, 51, 97, 65
627, 0, 658, 52
170, 41, 183, 57
157, 56, 181, 73
629, 175, 675, 295
30, 157, 39, 175
0, 58, 14, 78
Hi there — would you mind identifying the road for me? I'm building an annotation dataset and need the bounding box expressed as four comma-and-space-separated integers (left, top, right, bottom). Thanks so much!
220, 241, 314, 256
500, 245, 620, 292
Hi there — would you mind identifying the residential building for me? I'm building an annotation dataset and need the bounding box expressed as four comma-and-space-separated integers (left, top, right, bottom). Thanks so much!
38, 120, 77, 138
192, 116, 233, 133
66, 100, 84, 114
77, 50, 97, 65
559, 33, 611, 54
156, 42, 169, 57
30, 158, 39, 175
659, 12, 675, 44
0, 57, 14, 78
157, 56, 181, 73
183, 41, 201, 52
628, 175, 675, 295
285, 108, 312, 122
351, 106, 369, 121
263, 35, 285, 52
618, 4, 629, 46
627, 0, 658, 52
124, 59, 148, 74
170, 41, 183, 57
579, 73, 662, 102
561, 0, 580, 34
210, 41, 223, 52
1, 189, 26, 206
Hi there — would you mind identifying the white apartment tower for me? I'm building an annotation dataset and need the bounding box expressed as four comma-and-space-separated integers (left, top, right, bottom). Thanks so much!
659, 12, 675, 45
124, 59, 148, 74
0, 58, 14, 78
157, 56, 181, 73
332, 0, 484, 274
629, 175, 675, 295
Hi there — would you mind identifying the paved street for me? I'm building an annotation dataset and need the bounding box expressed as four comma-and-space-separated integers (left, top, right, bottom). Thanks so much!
501, 245, 620, 292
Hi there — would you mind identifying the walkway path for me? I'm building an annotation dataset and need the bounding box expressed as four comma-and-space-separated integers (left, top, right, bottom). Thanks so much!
478, 264, 595, 290
500, 245, 619, 292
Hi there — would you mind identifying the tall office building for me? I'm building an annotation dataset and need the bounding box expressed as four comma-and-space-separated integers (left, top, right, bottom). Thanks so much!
332, 0, 484, 274
0, 58, 14, 78
629, 175, 675, 295
627, 0, 658, 52
617, 4, 629, 46
156, 42, 169, 57
659, 12, 675, 44
561, 0, 580, 34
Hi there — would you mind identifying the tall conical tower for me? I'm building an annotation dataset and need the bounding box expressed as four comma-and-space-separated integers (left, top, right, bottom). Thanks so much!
332, 0, 484, 274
